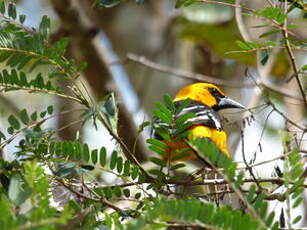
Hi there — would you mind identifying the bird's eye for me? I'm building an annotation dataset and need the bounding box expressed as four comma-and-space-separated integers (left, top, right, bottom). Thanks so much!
208, 87, 223, 98
211, 88, 217, 93
208, 87, 217, 94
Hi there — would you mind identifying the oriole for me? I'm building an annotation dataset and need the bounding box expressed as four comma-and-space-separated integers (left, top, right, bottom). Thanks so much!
153, 83, 245, 162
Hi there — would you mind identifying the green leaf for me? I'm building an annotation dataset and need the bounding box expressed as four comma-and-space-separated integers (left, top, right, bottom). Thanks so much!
104, 187, 113, 199
40, 111, 47, 118
62, 141, 70, 157
149, 157, 166, 167
8, 3, 16, 19
31, 112, 37, 121
77, 62, 88, 72
251, 24, 271, 28
292, 215, 302, 225
19, 109, 29, 125
265, 41, 277, 47
259, 202, 268, 218
19, 14, 26, 24
100, 147, 107, 167
292, 187, 304, 199
149, 169, 165, 178
39, 15, 51, 39
153, 110, 172, 125
154, 126, 171, 140
105, 212, 112, 228
259, 29, 280, 38
260, 49, 269, 65
81, 165, 94, 171
110, 151, 118, 170
146, 139, 168, 149
0, 131, 6, 141
131, 166, 139, 180
163, 94, 175, 112
8, 115, 20, 130
155, 102, 172, 119
292, 197, 303, 209
0, 2, 5, 14
266, 212, 275, 227
7, 126, 14, 135
135, 193, 141, 199
170, 163, 186, 170
123, 160, 130, 176
301, 64, 307, 71
175, 98, 191, 114
47, 105, 53, 114
91, 149, 98, 164
113, 186, 122, 197
117, 157, 123, 173
236, 40, 251, 50
74, 142, 82, 160
123, 189, 130, 198
245, 41, 260, 49
247, 184, 256, 202
82, 144, 90, 162
148, 145, 167, 156
175, 0, 195, 8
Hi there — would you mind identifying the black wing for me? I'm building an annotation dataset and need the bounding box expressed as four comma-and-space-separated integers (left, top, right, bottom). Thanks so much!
152, 100, 223, 139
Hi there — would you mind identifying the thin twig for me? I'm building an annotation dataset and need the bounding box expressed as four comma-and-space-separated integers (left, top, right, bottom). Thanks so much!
56, 178, 136, 217
281, 5, 307, 107
197, 0, 253, 12
226, 46, 307, 54
240, 129, 262, 190
268, 100, 306, 131
171, 177, 307, 188
0, 84, 83, 104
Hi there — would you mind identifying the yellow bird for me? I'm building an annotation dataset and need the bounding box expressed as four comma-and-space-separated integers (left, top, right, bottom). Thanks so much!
153, 83, 245, 162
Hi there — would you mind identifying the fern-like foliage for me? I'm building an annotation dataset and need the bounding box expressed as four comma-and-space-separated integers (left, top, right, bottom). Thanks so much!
0, 2, 306, 229
0, 2, 88, 105
0, 3, 76, 78
124, 197, 259, 230
0, 69, 62, 93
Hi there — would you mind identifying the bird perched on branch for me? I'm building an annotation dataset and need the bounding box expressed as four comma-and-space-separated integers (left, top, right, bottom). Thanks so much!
153, 82, 245, 164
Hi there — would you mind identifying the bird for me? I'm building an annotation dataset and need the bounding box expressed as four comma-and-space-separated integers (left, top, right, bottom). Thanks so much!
153, 82, 245, 164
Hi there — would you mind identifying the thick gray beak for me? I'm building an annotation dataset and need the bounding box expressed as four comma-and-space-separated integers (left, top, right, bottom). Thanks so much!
215, 97, 245, 110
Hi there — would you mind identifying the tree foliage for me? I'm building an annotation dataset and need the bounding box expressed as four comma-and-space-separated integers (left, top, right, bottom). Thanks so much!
0, 1, 306, 230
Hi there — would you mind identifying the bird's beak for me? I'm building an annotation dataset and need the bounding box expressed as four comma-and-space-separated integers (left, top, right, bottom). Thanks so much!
216, 97, 245, 110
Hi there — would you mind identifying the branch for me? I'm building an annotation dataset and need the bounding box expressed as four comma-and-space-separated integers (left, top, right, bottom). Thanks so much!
281, 17, 307, 107
126, 53, 305, 101
240, 129, 262, 190
0, 84, 83, 104
171, 177, 307, 188
56, 177, 136, 217
125, 53, 254, 88
268, 100, 306, 131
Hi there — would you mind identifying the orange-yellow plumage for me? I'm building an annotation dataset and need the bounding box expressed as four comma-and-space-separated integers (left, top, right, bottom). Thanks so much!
158, 83, 244, 163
